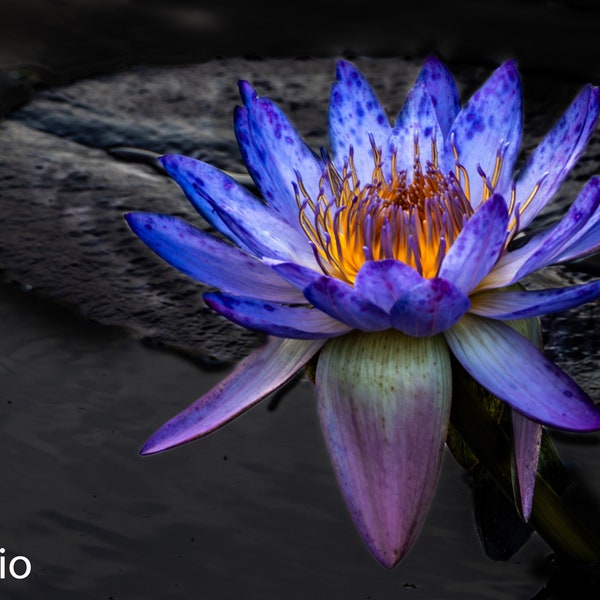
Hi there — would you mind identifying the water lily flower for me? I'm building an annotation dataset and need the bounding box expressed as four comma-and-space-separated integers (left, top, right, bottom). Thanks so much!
125, 57, 600, 568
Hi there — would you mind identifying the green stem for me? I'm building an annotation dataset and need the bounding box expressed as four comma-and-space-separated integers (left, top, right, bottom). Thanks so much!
451, 364, 600, 564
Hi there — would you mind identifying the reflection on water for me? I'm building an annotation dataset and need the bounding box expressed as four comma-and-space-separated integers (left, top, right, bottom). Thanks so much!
1, 280, 599, 598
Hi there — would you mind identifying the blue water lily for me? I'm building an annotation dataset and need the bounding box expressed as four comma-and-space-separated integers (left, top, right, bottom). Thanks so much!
126, 57, 600, 568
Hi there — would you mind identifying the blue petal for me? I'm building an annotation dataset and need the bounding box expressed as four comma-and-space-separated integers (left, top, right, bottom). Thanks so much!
481, 177, 600, 289
234, 82, 324, 227
445, 61, 522, 207
553, 177, 600, 263
204, 292, 351, 339
513, 86, 600, 230
163, 156, 318, 267
438, 194, 509, 293
125, 213, 305, 303
328, 60, 392, 184
159, 154, 248, 247
267, 260, 324, 291
389, 81, 444, 173
303, 276, 391, 331
417, 55, 461, 138
390, 278, 470, 336
445, 314, 600, 431
353, 259, 423, 311
470, 280, 600, 319
140, 337, 325, 454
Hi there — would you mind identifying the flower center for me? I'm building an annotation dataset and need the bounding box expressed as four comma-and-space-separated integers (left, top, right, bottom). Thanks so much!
296, 141, 473, 283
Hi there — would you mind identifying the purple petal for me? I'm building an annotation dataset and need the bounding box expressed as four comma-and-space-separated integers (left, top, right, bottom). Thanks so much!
316, 330, 452, 568
204, 292, 351, 339
390, 278, 470, 337
159, 154, 248, 247
553, 176, 600, 263
140, 337, 325, 454
267, 260, 324, 291
389, 81, 444, 173
416, 55, 461, 138
511, 411, 542, 521
303, 276, 391, 331
513, 86, 600, 230
328, 60, 392, 183
234, 82, 324, 226
445, 314, 600, 431
125, 213, 305, 303
438, 194, 509, 293
470, 280, 600, 320
481, 177, 600, 289
354, 259, 423, 311
445, 61, 522, 207
160, 154, 315, 266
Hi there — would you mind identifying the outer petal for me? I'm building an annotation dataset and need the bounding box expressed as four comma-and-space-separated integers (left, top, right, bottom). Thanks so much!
125, 212, 305, 303
140, 337, 325, 454
444, 61, 522, 207
329, 60, 392, 183
316, 329, 452, 568
204, 292, 351, 339
390, 278, 471, 336
445, 314, 600, 431
234, 81, 324, 227
303, 276, 391, 331
469, 280, 600, 320
417, 55, 461, 138
438, 194, 509, 293
159, 154, 248, 248
511, 410, 542, 521
480, 177, 600, 289
159, 154, 316, 267
513, 85, 600, 230
389, 81, 444, 174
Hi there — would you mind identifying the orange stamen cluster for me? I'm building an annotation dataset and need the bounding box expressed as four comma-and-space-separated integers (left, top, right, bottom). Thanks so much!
297, 141, 474, 283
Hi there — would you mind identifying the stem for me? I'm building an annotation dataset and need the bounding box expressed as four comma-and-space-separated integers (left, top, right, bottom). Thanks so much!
451, 363, 600, 564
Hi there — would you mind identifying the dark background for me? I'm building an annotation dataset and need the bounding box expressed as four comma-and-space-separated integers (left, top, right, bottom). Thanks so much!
1, 0, 600, 95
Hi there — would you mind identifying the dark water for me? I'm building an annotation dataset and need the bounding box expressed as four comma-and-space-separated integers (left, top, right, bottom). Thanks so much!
1, 2, 599, 598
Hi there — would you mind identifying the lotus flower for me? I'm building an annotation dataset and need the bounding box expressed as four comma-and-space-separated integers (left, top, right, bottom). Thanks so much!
125, 57, 600, 568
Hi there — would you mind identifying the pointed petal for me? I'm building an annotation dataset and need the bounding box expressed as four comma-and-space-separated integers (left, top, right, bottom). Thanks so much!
390, 278, 471, 336
234, 82, 324, 226
141, 337, 325, 454
445, 61, 522, 207
513, 86, 600, 230
159, 154, 248, 247
389, 81, 444, 173
445, 314, 600, 431
303, 276, 391, 331
316, 329, 452, 568
160, 154, 316, 266
204, 292, 351, 339
511, 411, 542, 521
439, 194, 509, 293
552, 176, 600, 263
470, 280, 600, 320
125, 213, 305, 303
480, 177, 600, 289
329, 60, 392, 183
417, 55, 461, 138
